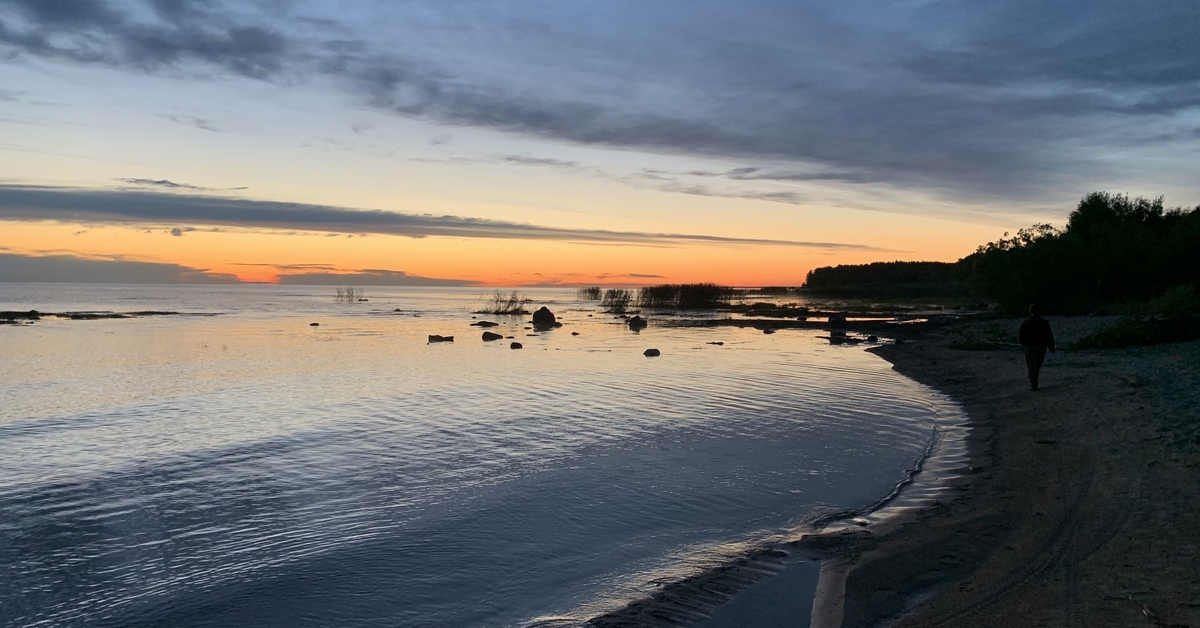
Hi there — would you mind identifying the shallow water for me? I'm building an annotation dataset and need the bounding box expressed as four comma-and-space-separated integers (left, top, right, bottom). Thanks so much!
0, 284, 962, 627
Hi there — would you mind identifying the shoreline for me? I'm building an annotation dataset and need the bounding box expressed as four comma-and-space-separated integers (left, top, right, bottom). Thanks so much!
830, 317, 1200, 627
581, 329, 975, 628
583, 316, 1200, 628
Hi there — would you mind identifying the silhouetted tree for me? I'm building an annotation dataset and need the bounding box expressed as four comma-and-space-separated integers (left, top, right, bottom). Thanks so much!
962, 192, 1200, 314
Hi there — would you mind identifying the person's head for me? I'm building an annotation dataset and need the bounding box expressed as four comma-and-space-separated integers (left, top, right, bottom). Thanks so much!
1028, 303, 1040, 317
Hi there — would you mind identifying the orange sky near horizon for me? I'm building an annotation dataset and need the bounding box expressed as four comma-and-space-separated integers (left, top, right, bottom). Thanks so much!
3, 2, 1198, 289
2, 212, 998, 287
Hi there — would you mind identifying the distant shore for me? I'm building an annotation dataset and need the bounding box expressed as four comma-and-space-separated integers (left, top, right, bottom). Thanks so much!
823, 316, 1200, 627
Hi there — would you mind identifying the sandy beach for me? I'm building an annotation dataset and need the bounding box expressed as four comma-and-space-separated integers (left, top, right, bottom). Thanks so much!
832, 317, 1200, 627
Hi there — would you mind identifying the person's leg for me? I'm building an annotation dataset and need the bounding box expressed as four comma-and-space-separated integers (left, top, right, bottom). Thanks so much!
1025, 346, 1046, 390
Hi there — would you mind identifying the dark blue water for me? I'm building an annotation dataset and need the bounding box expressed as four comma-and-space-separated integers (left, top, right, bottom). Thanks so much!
0, 284, 961, 626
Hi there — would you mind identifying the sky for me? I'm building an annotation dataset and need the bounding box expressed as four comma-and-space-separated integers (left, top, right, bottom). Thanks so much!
1, 0, 1198, 286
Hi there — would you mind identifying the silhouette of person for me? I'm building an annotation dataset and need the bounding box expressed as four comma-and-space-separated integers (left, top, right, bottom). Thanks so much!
1018, 304, 1055, 391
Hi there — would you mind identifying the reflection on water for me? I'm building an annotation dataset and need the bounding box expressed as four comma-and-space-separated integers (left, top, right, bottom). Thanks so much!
0, 285, 960, 627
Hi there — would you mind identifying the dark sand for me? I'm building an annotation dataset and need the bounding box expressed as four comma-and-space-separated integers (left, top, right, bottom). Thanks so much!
832, 317, 1200, 627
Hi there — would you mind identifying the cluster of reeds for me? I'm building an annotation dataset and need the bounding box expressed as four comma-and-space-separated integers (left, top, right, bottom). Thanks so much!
479, 290, 531, 315
577, 286, 602, 300
335, 286, 365, 302
636, 283, 740, 309
601, 288, 633, 313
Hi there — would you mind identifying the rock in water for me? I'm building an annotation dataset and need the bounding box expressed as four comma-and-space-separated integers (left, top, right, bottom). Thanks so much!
482, 331, 503, 341
472, 320, 499, 327
828, 313, 848, 329
510, 342, 523, 349
309, 322, 320, 326
643, 348, 661, 357
428, 335, 454, 343
531, 307, 556, 329
627, 315, 647, 330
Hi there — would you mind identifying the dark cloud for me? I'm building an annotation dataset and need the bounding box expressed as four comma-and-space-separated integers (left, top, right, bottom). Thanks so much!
2, 1, 1196, 202
114, 178, 248, 192
0, 184, 895, 251
159, 114, 221, 132
0, 0, 289, 79
680, 167, 878, 185
116, 178, 207, 191
276, 269, 476, 286
0, 251, 239, 283
498, 155, 580, 169
908, 0, 1200, 89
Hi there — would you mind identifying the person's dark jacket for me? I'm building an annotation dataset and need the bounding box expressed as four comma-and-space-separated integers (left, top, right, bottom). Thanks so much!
1019, 316, 1055, 350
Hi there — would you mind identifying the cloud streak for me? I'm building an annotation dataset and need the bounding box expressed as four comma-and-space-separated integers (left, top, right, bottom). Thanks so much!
275, 269, 476, 286
0, 251, 239, 283
0, 184, 895, 251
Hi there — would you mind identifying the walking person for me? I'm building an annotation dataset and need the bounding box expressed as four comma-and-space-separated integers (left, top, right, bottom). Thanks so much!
1018, 304, 1055, 391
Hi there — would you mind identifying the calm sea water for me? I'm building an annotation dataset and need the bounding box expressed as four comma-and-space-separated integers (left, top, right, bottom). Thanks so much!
0, 284, 962, 627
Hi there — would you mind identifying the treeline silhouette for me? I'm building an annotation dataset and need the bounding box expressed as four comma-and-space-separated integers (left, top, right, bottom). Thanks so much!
804, 261, 969, 298
804, 192, 1200, 315
964, 192, 1200, 314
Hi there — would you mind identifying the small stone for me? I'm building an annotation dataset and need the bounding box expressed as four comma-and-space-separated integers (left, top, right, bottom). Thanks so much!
510, 342, 523, 349
482, 331, 503, 341
643, 348, 661, 357
309, 322, 320, 326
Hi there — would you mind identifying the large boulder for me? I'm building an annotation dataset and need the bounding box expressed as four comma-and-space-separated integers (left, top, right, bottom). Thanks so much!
828, 313, 848, 329
532, 307, 556, 329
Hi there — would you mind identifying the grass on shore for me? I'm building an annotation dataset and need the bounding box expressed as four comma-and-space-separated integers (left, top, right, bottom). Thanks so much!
477, 290, 531, 315
335, 286, 366, 302
601, 289, 633, 313
637, 283, 742, 309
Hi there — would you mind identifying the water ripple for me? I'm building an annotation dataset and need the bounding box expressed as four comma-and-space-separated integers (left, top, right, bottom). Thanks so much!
2, 288, 959, 627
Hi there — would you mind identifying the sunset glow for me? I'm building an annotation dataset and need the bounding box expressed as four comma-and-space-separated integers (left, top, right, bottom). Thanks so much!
3, 1, 1196, 286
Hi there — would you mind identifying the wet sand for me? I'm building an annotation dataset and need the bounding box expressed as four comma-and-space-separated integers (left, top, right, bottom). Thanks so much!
833, 317, 1200, 627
